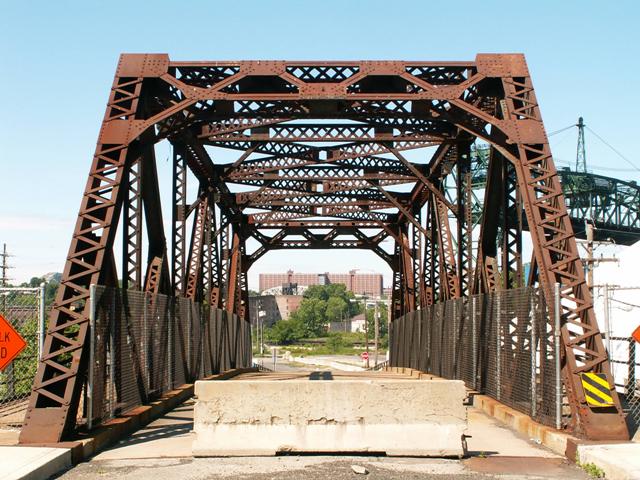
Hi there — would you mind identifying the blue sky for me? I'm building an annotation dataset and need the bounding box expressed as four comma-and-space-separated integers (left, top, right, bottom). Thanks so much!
1, 0, 639, 287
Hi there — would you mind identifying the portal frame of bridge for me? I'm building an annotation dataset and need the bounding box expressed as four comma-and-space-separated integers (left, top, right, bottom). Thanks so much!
20, 54, 628, 443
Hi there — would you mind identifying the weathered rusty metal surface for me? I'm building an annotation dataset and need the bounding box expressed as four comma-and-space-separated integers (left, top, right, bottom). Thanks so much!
20, 54, 627, 443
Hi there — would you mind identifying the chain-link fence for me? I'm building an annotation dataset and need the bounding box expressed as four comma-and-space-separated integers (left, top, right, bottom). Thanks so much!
390, 286, 562, 428
87, 285, 251, 430
594, 284, 640, 436
608, 337, 639, 436
0, 286, 45, 425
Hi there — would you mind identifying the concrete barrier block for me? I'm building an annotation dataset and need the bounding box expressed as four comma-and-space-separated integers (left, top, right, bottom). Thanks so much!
193, 379, 467, 457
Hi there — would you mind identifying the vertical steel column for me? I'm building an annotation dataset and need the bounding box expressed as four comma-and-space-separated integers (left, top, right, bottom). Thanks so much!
171, 145, 187, 296
457, 142, 472, 296
411, 214, 422, 308
122, 158, 143, 290
219, 219, 230, 310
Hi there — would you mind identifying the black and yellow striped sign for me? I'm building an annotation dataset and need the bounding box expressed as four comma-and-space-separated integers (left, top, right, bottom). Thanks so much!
581, 373, 614, 407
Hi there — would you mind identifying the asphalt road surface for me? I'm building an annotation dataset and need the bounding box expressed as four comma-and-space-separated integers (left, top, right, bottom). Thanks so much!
55, 455, 589, 479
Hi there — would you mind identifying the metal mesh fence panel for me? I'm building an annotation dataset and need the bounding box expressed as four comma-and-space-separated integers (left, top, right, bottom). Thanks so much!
609, 337, 640, 436
88, 285, 251, 429
458, 297, 475, 388
390, 286, 561, 428
0, 287, 44, 424
172, 297, 189, 389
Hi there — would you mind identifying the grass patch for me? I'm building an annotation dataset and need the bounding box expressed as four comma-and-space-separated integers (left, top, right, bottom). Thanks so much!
576, 454, 606, 478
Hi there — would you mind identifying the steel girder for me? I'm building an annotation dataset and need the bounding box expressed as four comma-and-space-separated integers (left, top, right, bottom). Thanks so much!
20, 54, 627, 443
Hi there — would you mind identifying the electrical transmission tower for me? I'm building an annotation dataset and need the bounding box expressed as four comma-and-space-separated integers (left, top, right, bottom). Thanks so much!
576, 116, 587, 172
0, 243, 13, 287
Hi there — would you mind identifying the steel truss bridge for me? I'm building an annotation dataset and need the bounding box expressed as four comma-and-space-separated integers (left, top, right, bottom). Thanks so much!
20, 54, 630, 443
467, 146, 640, 245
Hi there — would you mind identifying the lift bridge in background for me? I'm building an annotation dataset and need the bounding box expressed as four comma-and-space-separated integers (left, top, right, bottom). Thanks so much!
17, 53, 637, 445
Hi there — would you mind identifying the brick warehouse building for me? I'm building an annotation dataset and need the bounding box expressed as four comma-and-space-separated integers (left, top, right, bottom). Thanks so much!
259, 270, 383, 297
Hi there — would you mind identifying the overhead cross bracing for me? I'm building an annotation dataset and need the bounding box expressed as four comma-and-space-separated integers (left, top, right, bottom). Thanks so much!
20, 54, 629, 444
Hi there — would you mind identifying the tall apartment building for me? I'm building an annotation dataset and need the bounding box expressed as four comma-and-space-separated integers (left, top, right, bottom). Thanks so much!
259, 270, 383, 297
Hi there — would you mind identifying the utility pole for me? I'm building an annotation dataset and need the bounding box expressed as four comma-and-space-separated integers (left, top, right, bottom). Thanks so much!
576, 116, 587, 173
586, 221, 594, 293
374, 301, 379, 367
578, 224, 618, 296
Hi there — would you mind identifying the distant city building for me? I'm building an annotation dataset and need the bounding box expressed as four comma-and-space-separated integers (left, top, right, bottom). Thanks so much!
275, 295, 304, 320
328, 313, 366, 333
248, 295, 280, 329
248, 294, 305, 326
259, 270, 383, 296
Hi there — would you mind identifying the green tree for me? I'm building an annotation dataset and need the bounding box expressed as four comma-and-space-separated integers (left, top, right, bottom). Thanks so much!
265, 318, 304, 345
365, 302, 389, 337
290, 297, 327, 337
325, 296, 348, 323
19, 276, 59, 307
326, 332, 345, 353
304, 284, 359, 316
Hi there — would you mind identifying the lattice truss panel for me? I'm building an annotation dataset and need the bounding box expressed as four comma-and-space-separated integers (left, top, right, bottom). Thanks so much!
20, 54, 628, 442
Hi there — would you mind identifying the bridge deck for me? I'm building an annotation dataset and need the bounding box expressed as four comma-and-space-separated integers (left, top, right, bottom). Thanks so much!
228, 371, 428, 382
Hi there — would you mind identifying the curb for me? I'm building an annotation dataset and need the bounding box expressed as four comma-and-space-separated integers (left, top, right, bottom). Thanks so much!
471, 394, 576, 457
384, 366, 577, 457
18, 367, 255, 468
573, 443, 640, 479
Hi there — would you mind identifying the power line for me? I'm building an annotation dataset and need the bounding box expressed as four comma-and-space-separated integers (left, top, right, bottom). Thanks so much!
585, 126, 640, 173
548, 124, 576, 137
553, 158, 639, 173
610, 297, 640, 309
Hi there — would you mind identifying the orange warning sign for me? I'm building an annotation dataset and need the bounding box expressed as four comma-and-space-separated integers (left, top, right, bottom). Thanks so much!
632, 325, 640, 344
0, 313, 27, 371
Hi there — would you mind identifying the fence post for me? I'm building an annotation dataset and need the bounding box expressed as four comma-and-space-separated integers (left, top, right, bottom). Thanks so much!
629, 339, 636, 396
39, 282, 46, 361
554, 282, 562, 430
168, 298, 174, 390
496, 291, 502, 401
87, 284, 96, 431
472, 296, 478, 390
530, 291, 537, 418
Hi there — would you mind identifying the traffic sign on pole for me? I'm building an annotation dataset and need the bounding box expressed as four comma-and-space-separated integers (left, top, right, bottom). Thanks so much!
0, 313, 27, 371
